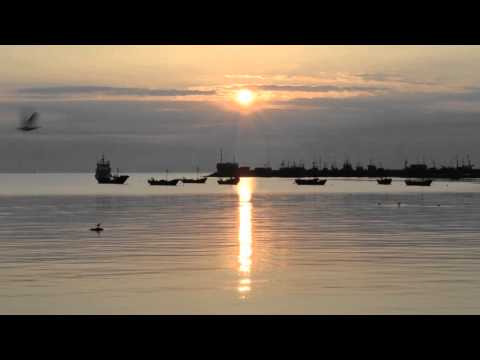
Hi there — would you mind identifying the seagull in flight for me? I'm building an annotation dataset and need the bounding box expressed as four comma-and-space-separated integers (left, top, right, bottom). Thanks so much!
18, 111, 40, 131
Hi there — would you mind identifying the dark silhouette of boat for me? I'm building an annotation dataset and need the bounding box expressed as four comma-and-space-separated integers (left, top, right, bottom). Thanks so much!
295, 178, 327, 185
218, 177, 240, 185
90, 223, 104, 232
148, 178, 180, 186
405, 179, 433, 186
182, 177, 207, 184
182, 167, 207, 184
377, 178, 392, 185
207, 155, 480, 179
95, 155, 129, 184
148, 170, 180, 186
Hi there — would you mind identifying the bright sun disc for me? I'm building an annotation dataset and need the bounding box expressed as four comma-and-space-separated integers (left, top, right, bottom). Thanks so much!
236, 89, 254, 106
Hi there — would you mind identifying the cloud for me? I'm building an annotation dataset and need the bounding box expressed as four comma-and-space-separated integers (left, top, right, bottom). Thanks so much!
254, 84, 387, 93
356, 73, 439, 86
17, 86, 216, 97
451, 87, 480, 101
225, 74, 265, 80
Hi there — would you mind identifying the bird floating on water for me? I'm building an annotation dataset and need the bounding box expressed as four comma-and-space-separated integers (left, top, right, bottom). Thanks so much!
90, 223, 104, 232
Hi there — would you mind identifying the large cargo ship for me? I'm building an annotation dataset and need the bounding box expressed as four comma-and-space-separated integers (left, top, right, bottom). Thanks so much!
95, 155, 129, 184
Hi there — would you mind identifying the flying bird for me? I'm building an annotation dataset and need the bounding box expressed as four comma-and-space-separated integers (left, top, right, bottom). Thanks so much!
18, 111, 40, 131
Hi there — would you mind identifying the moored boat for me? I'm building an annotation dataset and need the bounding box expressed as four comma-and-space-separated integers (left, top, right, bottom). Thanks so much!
218, 177, 240, 185
148, 169, 180, 186
405, 179, 433, 186
295, 178, 327, 185
95, 155, 129, 184
148, 178, 180, 186
377, 178, 392, 185
97, 175, 129, 184
182, 166, 208, 184
182, 177, 207, 184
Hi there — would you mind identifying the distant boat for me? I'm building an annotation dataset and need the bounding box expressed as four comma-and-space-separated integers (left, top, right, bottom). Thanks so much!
148, 169, 180, 186
95, 155, 129, 184
377, 178, 392, 185
148, 178, 180, 186
182, 167, 208, 184
405, 179, 433, 186
182, 177, 207, 184
218, 177, 240, 185
295, 178, 327, 185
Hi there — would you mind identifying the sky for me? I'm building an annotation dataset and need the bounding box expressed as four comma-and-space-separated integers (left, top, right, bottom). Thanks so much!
1, 45, 480, 172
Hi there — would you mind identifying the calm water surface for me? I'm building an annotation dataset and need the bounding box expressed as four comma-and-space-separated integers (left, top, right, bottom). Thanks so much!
1, 173, 480, 314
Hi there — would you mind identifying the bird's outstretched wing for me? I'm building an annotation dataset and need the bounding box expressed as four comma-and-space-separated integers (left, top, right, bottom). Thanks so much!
18, 111, 40, 131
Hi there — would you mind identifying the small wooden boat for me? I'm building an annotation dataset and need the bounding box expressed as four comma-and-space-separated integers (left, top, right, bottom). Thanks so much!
405, 179, 432, 186
149, 169, 180, 186
148, 178, 180, 186
182, 167, 208, 184
90, 224, 104, 232
377, 178, 392, 185
182, 177, 207, 184
218, 177, 240, 185
295, 178, 327, 185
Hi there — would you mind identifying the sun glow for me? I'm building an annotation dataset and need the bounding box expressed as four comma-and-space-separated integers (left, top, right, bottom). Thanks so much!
235, 89, 255, 106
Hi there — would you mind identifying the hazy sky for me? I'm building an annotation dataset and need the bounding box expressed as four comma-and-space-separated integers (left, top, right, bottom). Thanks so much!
1, 45, 480, 172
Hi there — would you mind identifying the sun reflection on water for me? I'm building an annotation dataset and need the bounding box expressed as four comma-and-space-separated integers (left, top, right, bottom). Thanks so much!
237, 178, 253, 298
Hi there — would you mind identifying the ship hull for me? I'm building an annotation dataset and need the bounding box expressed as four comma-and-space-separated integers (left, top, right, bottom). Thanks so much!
405, 179, 432, 186
295, 178, 327, 185
96, 175, 129, 184
182, 178, 207, 184
218, 178, 240, 185
148, 179, 180, 186
377, 178, 392, 185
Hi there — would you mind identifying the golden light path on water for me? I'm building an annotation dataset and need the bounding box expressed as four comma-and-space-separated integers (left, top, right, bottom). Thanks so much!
237, 178, 253, 298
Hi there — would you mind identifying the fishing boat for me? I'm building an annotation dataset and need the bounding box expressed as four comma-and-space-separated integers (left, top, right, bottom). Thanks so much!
148, 170, 180, 186
95, 155, 129, 184
182, 167, 208, 184
182, 177, 207, 184
405, 179, 433, 186
295, 178, 327, 185
148, 178, 180, 186
218, 177, 240, 185
377, 178, 392, 185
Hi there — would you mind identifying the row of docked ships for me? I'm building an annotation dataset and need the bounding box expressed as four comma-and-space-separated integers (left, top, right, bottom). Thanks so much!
95, 155, 238, 186
95, 155, 438, 186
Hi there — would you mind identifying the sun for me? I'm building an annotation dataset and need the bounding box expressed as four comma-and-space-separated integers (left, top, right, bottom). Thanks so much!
235, 89, 255, 106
